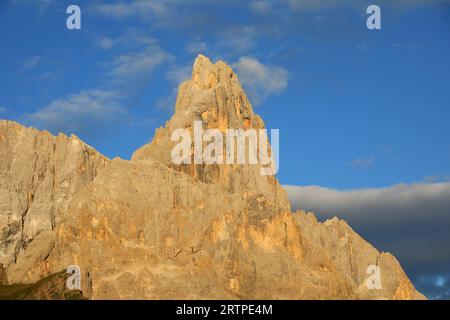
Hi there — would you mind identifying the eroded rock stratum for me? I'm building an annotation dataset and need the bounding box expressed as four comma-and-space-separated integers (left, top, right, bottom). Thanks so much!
0, 55, 425, 299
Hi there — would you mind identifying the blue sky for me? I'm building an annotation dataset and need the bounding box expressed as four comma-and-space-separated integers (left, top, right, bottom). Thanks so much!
1, 0, 450, 299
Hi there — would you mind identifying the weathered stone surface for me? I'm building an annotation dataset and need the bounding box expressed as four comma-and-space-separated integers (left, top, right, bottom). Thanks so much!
0, 270, 86, 300
0, 121, 107, 269
0, 264, 7, 285
132, 55, 286, 211
293, 211, 426, 299
0, 55, 425, 299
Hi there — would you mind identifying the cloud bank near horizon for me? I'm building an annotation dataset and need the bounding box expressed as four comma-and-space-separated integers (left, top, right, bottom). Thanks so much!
285, 182, 450, 299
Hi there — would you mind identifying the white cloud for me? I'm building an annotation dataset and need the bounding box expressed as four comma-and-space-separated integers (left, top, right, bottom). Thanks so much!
155, 64, 192, 111
248, 0, 341, 13
27, 90, 131, 137
110, 44, 171, 80
285, 183, 450, 221
0, 106, 8, 114
92, 0, 167, 19
38, 71, 57, 81
12, 0, 55, 12
166, 65, 191, 85
22, 31, 169, 137
97, 36, 115, 50
217, 26, 258, 55
279, 0, 449, 11
155, 88, 178, 111
18, 56, 44, 73
232, 57, 289, 105
285, 0, 329, 10
95, 32, 157, 51
249, 1, 271, 13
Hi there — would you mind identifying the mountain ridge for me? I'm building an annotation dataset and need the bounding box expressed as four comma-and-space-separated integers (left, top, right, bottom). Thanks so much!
0, 55, 425, 299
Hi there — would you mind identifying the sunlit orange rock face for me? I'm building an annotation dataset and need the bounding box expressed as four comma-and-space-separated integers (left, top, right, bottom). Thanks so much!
0, 55, 425, 300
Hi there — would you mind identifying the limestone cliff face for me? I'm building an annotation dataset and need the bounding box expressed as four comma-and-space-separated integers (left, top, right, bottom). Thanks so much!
0, 121, 107, 270
0, 55, 425, 299
132, 55, 288, 212
0, 270, 86, 300
0, 264, 7, 284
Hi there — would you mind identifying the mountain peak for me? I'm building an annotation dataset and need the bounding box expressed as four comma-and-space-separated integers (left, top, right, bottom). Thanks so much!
191, 54, 235, 90
131, 54, 283, 202
132, 54, 266, 165
0, 56, 424, 300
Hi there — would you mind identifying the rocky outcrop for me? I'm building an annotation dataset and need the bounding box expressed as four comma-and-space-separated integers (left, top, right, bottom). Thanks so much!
293, 211, 425, 299
0, 55, 425, 299
0, 264, 7, 285
132, 55, 287, 211
0, 121, 107, 271
0, 270, 86, 300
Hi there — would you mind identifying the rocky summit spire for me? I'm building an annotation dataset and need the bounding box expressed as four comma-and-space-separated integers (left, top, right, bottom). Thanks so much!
132, 55, 287, 211
133, 54, 265, 162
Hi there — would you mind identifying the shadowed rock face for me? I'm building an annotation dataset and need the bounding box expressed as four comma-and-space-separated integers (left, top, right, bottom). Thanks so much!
0, 270, 86, 300
0, 264, 7, 285
0, 55, 425, 300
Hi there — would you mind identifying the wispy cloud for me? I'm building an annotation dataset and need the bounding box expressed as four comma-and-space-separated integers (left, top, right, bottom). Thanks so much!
232, 56, 289, 106
91, 0, 167, 19
26, 90, 131, 137
38, 71, 58, 81
97, 36, 115, 50
90, 1, 270, 50
216, 26, 259, 55
12, 0, 56, 12
22, 30, 171, 138
155, 63, 192, 111
111, 45, 170, 80
95, 32, 157, 50
155, 88, 178, 111
165, 65, 191, 85
94, 31, 171, 83
18, 56, 44, 73
0, 106, 8, 114
249, 1, 272, 13
252, 0, 450, 12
